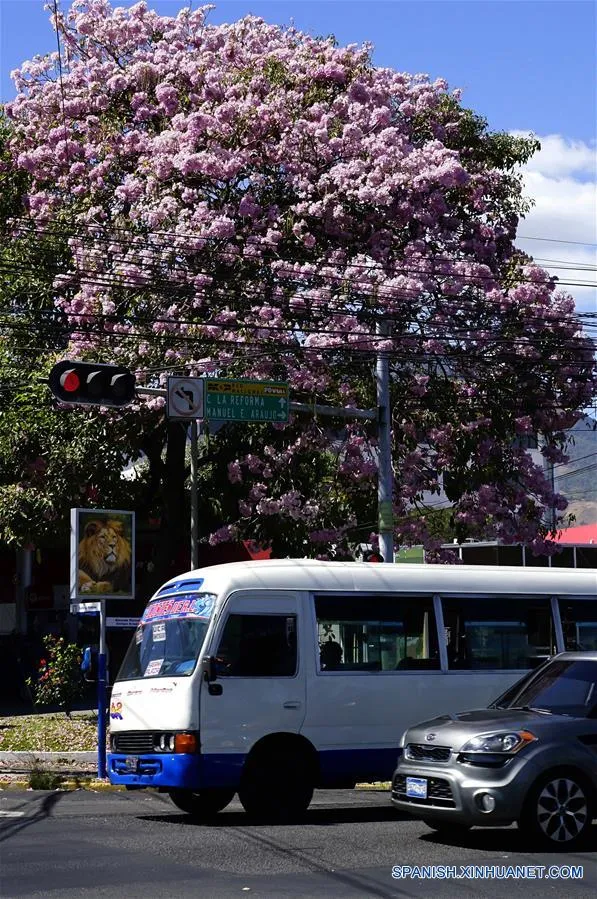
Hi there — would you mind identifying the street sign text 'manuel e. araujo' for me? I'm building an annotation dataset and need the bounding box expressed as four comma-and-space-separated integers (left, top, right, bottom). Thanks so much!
204, 378, 289, 423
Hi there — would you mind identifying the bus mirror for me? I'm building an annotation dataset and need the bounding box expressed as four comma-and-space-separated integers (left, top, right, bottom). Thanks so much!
202, 656, 217, 683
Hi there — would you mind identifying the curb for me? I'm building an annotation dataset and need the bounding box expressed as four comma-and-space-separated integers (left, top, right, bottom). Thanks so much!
0, 778, 126, 792
356, 782, 391, 791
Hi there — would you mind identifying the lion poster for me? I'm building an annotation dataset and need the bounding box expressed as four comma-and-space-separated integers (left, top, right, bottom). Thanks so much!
70, 509, 135, 600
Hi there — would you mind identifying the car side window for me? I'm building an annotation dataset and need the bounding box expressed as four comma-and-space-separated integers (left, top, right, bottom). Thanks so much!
215, 614, 297, 677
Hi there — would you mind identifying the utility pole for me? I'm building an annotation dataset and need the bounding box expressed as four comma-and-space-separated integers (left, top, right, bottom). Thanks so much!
189, 419, 199, 569
376, 320, 394, 563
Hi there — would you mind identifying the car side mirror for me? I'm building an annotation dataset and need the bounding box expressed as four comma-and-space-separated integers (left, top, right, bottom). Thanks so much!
201, 656, 217, 683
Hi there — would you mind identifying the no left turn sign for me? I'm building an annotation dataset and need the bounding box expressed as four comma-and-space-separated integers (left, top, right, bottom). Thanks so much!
166, 377, 205, 419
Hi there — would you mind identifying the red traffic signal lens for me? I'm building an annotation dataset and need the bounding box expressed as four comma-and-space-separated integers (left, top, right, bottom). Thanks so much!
49, 360, 136, 407
60, 370, 81, 393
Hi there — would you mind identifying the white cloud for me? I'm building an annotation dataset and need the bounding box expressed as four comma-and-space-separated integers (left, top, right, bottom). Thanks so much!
513, 133, 596, 179
511, 133, 597, 314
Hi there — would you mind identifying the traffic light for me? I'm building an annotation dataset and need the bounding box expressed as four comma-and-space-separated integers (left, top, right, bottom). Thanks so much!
362, 549, 384, 563
48, 360, 136, 407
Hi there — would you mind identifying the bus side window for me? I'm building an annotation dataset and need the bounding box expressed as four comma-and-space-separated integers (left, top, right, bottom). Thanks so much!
559, 600, 597, 652
442, 597, 555, 670
315, 594, 439, 672
215, 614, 297, 677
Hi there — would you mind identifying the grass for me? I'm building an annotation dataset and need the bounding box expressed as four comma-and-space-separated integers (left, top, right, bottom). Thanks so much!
0, 711, 99, 752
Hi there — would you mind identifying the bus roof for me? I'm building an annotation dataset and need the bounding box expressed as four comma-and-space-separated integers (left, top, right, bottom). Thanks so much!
155, 559, 597, 599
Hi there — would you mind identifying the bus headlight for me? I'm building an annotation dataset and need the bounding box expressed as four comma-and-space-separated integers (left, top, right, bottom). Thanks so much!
154, 733, 176, 752
153, 732, 198, 753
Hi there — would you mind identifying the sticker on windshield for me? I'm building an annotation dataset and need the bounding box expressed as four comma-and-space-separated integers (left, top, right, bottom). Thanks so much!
142, 595, 216, 623
152, 622, 166, 642
144, 658, 164, 677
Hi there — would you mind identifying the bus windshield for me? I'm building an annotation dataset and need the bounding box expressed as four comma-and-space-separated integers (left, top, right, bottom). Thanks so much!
116, 593, 217, 681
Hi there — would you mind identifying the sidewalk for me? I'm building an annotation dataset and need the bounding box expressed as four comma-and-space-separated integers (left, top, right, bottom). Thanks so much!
0, 750, 97, 773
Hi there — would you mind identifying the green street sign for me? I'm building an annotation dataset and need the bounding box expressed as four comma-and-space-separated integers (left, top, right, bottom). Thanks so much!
378, 500, 394, 531
204, 378, 289, 423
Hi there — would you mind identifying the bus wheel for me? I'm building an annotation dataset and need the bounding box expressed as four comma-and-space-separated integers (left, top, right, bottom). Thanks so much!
238, 746, 314, 821
168, 788, 235, 817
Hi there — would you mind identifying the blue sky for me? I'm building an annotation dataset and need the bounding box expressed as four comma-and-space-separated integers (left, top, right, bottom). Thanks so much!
1, 0, 595, 141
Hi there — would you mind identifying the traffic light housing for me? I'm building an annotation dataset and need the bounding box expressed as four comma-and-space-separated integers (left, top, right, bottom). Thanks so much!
48, 360, 136, 407
362, 549, 384, 563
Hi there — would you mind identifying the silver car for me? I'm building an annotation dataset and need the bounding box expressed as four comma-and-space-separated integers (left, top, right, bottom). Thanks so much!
391, 652, 597, 849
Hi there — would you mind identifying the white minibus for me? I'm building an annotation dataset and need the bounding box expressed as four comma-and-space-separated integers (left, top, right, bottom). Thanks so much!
108, 559, 597, 818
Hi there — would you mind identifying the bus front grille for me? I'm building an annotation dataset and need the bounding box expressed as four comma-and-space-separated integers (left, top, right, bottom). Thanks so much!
112, 731, 155, 754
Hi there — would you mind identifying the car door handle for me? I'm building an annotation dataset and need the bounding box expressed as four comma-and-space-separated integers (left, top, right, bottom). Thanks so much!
283, 701, 302, 709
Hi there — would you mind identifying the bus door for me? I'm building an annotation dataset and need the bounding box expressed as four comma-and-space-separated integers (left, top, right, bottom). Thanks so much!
199, 591, 305, 784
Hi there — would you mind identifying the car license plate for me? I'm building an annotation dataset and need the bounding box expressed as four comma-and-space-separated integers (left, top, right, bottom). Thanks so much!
125, 756, 138, 772
406, 776, 428, 799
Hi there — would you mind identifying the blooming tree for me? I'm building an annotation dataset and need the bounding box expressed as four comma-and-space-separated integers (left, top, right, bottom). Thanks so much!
4, 1, 595, 559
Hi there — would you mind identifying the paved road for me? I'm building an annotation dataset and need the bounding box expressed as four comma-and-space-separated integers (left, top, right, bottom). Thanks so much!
1, 789, 595, 898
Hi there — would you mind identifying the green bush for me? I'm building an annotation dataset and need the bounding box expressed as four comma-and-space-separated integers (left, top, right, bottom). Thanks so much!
28, 765, 64, 790
26, 636, 84, 716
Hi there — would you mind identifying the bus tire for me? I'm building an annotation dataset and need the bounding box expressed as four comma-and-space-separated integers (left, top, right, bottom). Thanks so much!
168, 788, 235, 817
238, 744, 314, 821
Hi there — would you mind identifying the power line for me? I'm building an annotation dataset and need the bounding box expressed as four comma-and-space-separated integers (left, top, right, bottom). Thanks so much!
1, 314, 595, 371
7, 217, 597, 292
1, 257, 596, 344
517, 235, 597, 248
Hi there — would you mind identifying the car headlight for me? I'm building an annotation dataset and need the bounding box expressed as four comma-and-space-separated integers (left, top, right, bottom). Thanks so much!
460, 730, 537, 754
398, 729, 408, 749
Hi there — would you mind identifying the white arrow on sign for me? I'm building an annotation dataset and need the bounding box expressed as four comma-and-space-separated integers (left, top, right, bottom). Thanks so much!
167, 377, 205, 420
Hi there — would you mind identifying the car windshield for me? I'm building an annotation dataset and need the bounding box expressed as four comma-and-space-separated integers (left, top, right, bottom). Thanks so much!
116, 593, 216, 680
499, 658, 597, 717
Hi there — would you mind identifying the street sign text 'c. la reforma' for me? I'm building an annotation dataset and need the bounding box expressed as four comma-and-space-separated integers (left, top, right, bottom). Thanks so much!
204, 378, 289, 423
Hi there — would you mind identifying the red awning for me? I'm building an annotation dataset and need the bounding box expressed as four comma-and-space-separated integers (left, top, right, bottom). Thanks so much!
243, 540, 272, 560
553, 523, 597, 545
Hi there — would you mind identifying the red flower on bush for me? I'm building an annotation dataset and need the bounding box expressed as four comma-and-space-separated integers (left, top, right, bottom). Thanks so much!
26, 636, 83, 715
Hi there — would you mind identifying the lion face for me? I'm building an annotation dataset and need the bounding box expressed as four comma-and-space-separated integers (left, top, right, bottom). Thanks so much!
79, 519, 131, 582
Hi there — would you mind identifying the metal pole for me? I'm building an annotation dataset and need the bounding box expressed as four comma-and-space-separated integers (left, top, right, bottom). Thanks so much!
376, 320, 394, 563
190, 419, 199, 569
97, 600, 107, 779
16, 547, 33, 634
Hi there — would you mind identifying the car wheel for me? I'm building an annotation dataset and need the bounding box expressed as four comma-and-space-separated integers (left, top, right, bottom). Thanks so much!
238, 746, 314, 821
519, 771, 593, 849
422, 819, 471, 835
168, 788, 235, 817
